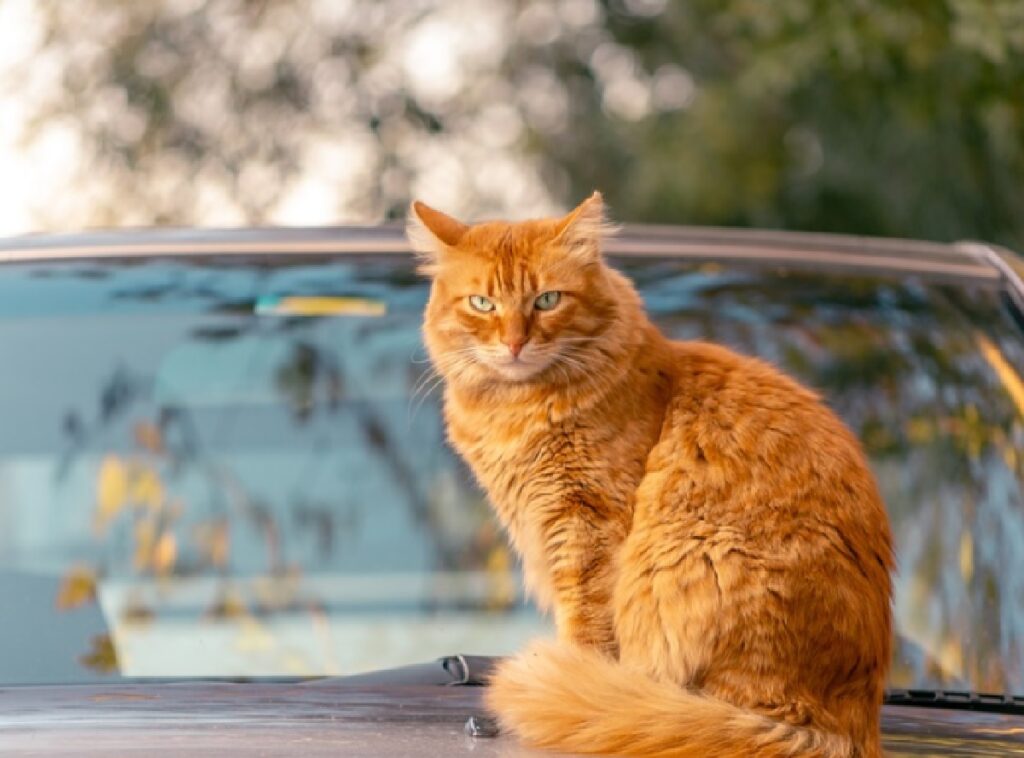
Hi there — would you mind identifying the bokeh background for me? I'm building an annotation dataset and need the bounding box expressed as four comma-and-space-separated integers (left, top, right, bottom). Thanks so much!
2, 0, 1024, 697
1, 0, 1023, 247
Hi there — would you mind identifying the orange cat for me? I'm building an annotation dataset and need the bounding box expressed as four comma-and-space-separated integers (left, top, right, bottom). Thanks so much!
408, 193, 894, 757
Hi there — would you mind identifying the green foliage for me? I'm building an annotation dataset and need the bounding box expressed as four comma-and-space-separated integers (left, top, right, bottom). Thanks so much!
12, 0, 1024, 247
535, 0, 1024, 247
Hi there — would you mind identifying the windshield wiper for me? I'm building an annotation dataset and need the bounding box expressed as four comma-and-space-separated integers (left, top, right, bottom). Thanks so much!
885, 688, 1024, 715
440, 659, 1024, 718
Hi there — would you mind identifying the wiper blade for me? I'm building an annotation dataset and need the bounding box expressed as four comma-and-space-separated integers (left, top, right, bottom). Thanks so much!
441, 655, 497, 686
886, 688, 1024, 715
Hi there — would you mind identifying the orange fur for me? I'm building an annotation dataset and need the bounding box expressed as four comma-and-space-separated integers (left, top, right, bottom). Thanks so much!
409, 194, 894, 757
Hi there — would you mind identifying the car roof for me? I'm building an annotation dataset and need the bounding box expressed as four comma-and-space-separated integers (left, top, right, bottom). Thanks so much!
0, 223, 1015, 288
2, 671, 1024, 756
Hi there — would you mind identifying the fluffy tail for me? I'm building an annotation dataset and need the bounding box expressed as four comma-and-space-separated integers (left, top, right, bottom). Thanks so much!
485, 641, 853, 758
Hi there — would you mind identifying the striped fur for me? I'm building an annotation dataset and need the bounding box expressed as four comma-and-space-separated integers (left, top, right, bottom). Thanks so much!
411, 194, 894, 757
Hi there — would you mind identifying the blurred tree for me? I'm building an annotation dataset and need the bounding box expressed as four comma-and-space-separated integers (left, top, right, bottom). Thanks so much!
10, 0, 1024, 245
15, 0, 554, 227
519, 0, 1024, 247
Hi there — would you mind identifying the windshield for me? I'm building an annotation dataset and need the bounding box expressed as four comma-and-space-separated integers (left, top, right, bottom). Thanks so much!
1, 253, 1023, 697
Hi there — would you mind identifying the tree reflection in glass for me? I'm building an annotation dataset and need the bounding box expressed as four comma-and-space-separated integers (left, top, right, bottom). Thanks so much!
0, 256, 1021, 692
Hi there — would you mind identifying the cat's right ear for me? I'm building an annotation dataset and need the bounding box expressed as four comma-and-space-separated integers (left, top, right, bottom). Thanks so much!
553, 191, 616, 265
406, 201, 469, 276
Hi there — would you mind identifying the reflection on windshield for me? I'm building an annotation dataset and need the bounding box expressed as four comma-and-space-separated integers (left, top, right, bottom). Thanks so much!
0, 256, 1022, 694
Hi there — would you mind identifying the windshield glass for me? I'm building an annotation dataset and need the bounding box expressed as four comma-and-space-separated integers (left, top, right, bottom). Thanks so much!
1, 253, 1023, 696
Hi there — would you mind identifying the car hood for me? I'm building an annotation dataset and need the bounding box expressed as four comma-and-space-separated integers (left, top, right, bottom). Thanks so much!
2, 661, 1023, 757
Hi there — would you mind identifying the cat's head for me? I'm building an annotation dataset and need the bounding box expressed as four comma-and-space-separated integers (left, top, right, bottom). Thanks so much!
409, 192, 633, 388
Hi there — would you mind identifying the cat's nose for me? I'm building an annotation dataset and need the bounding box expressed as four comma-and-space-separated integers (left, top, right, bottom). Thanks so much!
505, 338, 526, 358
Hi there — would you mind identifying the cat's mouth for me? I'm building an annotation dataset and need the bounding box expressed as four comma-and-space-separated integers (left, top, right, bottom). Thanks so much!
475, 347, 555, 382
489, 360, 548, 381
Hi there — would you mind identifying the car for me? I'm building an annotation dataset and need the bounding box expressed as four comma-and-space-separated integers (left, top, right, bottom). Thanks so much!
0, 224, 1023, 756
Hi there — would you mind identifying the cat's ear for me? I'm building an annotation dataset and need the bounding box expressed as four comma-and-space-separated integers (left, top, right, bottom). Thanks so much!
553, 191, 615, 263
406, 201, 469, 275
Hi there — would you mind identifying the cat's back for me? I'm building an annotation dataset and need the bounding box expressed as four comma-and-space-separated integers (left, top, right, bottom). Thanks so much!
661, 339, 870, 482
625, 339, 893, 747
650, 339, 891, 552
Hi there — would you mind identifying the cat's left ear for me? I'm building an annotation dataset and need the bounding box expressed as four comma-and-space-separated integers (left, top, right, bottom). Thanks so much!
406, 201, 469, 276
553, 191, 615, 263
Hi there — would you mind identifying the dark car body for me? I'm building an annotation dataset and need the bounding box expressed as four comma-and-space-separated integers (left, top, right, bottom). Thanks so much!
1, 224, 1024, 755
2, 657, 1024, 756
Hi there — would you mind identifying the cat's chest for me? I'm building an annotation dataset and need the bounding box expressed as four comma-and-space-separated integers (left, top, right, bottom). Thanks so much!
445, 403, 591, 516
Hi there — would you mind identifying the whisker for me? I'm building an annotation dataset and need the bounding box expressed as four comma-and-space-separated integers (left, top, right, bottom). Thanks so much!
407, 349, 482, 424
408, 355, 464, 411
410, 365, 440, 396
408, 370, 439, 420
409, 344, 435, 365
409, 374, 447, 423
554, 354, 589, 372
408, 367, 452, 425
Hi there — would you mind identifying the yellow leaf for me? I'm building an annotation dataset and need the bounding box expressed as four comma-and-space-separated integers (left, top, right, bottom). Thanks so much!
209, 525, 229, 567
129, 466, 164, 511
959, 531, 974, 583
486, 545, 510, 573
56, 566, 97, 610
485, 546, 516, 609
153, 532, 177, 576
206, 589, 248, 620
904, 417, 933, 444
79, 633, 119, 674
133, 519, 157, 571
257, 296, 386, 317
939, 638, 964, 679
95, 456, 128, 529
974, 333, 1024, 419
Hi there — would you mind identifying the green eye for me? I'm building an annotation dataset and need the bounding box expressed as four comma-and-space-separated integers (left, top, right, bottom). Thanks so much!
468, 295, 495, 312
534, 291, 561, 311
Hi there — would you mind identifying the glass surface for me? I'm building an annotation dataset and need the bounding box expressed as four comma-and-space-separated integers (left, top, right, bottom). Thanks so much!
0, 254, 1022, 695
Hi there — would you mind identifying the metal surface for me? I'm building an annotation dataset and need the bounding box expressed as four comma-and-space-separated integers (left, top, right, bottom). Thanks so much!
959, 240, 1024, 312
1, 675, 1024, 756
0, 224, 1004, 284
